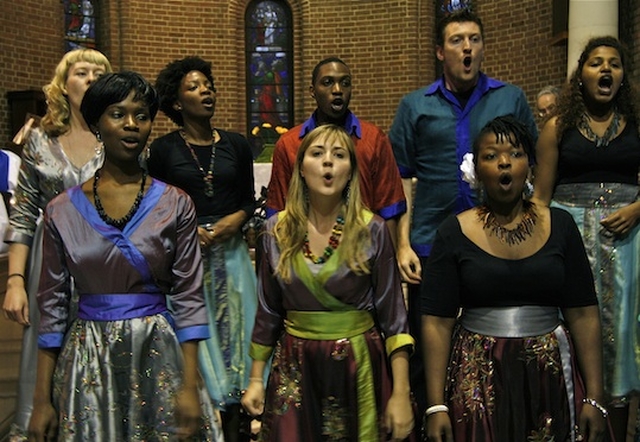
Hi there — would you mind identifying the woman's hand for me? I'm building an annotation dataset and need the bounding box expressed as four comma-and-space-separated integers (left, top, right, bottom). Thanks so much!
198, 211, 247, 248
241, 380, 265, 417
28, 400, 58, 442
175, 385, 202, 440
384, 391, 414, 440
423, 412, 454, 442
3, 280, 30, 326
577, 404, 606, 442
600, 202, 640, 236
397, 243, 422, 284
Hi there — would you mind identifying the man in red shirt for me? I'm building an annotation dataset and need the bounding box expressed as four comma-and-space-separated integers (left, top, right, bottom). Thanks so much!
266, 57, 406, 238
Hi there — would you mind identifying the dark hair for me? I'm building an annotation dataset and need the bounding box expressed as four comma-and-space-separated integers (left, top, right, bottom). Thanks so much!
155, 56, 215, 126
311, 57, 349, 86
557, 36, 638, 137
473, 115, 536, 166
436, 8, 484, 47
81, 71, 159, 128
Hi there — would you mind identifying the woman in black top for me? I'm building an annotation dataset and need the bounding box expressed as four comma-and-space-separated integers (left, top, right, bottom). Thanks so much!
422, 116, 606, 441
534, 36, 640, 441
147, 56, 257, 442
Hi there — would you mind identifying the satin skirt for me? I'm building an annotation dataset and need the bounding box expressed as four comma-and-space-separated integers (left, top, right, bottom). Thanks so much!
52, 313, 223, 441
446, 324, 584, 442
197, 233, 258, 409
259, 327, 404, 442
10, 221, 44, 439
553, 183, 640, 400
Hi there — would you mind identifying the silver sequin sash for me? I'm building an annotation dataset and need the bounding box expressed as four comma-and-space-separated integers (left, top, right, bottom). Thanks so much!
554, 182, 639, 207
461, 306, 560, 337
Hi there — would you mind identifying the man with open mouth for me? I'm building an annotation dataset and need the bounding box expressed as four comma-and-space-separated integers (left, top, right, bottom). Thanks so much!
266, 57, 407, 239
388, 7, 537, 423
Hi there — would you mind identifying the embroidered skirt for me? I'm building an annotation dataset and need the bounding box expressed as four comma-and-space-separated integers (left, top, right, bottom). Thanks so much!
447, 307, 584, 442
259, 310, 416, 442
52, 296, 222, 441
260, 328, 392, 442
553, 182, 640, 400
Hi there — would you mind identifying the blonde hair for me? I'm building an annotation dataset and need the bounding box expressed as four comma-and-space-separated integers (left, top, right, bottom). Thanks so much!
273, 125, 371, 282
41, 49, 112, 137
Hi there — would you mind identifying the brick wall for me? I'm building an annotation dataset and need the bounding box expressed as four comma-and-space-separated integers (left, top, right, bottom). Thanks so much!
477, 0, 567, 105
1, 0, 638, 147
0, 0, 65, 145
621, 0, 639, 80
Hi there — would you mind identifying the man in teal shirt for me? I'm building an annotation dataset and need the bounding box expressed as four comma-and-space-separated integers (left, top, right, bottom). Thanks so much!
389, 8, 537, 418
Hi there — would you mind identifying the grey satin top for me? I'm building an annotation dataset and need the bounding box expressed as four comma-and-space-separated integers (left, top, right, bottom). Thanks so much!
5, 127, 104, 245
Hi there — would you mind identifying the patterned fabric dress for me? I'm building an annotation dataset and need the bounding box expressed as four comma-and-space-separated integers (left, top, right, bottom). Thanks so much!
553, 184, 640, 402
250, 212, 415, 442
37, 180, 223, 441
5, 127, 104, 439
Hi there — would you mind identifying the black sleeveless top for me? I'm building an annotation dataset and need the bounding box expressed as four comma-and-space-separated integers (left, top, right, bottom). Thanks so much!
557, 122, 640, 185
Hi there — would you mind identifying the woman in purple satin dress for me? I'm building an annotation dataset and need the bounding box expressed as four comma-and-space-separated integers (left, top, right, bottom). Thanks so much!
241, 124, 415, 441
28, 72, 221, 441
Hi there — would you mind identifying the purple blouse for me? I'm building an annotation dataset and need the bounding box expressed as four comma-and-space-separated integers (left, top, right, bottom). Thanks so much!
37, 179, 209, 348
252, 213, 411, 351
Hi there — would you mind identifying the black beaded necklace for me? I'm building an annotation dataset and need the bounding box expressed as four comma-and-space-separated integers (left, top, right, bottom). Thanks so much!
93, 170, 147, 229
179, 129, 216, 198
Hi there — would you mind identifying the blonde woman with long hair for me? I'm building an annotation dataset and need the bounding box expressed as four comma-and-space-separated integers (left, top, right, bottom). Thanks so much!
242, 124, 415, 441
2, 48, 111, 440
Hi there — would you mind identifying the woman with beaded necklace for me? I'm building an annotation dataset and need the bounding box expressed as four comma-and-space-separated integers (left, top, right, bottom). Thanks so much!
148, 56, 257, 442
241, 124, 415, 441
423, 116, 606, 441
29, 72, 221, 441
534, 36, 640, 441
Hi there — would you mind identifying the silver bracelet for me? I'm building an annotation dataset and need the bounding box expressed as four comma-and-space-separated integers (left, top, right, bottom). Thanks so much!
425, 404, 449, 417
582, 397, 609, 418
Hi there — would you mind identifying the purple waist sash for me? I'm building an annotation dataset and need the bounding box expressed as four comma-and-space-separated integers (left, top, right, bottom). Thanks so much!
78, 293, 167, 321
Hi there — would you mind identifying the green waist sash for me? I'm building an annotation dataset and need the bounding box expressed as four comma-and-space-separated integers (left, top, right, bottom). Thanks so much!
285, 309, 378, 442
285, 310, 374, 340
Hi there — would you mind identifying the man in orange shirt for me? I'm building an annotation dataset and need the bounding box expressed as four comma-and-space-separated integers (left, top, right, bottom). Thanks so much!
266, 57, 406, 238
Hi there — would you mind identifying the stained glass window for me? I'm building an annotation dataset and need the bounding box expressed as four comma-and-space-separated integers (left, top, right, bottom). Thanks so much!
246, 0, 293, 158
64, 0, 98, 51
437, 0, 473, 16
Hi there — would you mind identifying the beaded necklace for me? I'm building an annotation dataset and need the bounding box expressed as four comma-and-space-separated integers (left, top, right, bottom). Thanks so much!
578, 111, 621, 148
179, 129, 216, 197
302, 215, 345, 264
93, 170, 147, 230
477, 201, 537, 246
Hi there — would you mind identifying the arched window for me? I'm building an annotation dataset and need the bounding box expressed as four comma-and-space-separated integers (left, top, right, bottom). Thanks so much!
245, 0, 293, 158
64, 0, 98, 51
